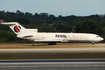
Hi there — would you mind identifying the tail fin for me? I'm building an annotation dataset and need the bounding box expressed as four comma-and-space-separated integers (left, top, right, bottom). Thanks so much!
1, 22, 26, 35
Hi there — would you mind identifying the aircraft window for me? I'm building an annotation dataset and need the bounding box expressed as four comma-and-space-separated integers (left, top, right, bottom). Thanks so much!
96, 36, 99, 38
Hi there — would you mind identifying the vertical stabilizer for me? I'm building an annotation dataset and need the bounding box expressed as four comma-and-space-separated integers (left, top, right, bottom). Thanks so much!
1, 22, 26, 35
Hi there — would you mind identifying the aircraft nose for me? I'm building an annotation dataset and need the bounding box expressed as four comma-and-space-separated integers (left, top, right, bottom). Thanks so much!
100, 37, 104, 41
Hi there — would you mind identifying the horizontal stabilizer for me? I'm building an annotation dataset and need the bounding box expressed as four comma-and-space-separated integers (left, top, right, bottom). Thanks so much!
1, 22, 17, 26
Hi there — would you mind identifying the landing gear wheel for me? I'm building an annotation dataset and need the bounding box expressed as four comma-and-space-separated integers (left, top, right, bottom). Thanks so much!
32, 41, 35, 46
48, 42, 56, 45
92, 42, 95, 45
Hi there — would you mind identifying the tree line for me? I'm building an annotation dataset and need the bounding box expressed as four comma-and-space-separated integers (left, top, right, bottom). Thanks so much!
0, 10, 105, 43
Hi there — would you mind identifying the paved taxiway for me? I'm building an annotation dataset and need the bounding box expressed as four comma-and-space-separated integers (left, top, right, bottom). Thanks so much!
0, 59, 105, 70
0, 44, 105, 70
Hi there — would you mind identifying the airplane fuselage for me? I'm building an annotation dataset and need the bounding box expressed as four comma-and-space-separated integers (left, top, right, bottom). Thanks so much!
20, 33, 103, 43
1, 22, 104, 45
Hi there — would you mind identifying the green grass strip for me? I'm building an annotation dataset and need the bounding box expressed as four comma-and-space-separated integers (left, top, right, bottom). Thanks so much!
0, 52, 105, 59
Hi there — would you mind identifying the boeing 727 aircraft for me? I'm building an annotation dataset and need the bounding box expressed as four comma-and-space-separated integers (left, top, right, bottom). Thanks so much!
1, 22, 104, 45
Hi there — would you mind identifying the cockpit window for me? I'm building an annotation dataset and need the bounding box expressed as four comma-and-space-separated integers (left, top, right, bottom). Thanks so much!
96, 36, 99, 38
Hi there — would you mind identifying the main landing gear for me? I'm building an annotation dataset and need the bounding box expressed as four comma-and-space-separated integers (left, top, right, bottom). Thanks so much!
32, 41, 35, 46
48, 42, 56, 45
92, 42, 95, 45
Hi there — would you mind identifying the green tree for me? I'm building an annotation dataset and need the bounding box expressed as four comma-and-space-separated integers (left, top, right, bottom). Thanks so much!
15, 17, 30, 24
50, 26, 56, 32
75, 20, 103, 35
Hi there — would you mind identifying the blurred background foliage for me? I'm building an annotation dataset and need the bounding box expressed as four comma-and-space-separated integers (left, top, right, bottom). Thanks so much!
0, 10, 105, 43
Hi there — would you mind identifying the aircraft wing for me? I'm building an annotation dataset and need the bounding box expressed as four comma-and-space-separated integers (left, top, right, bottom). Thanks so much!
34, 39, 64, 42
17, 34, 33, 39
23, 35, 33, 38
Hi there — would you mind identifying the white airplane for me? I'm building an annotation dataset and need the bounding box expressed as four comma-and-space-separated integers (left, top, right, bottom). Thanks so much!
0, 22, 104, 45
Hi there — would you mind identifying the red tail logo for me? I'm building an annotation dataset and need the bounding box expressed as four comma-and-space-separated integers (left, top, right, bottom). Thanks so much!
14, 25, 21, 33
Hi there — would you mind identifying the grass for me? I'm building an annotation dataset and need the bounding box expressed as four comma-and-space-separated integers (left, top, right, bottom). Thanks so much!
0, 43, 105, 59
0, 52, 105, 59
